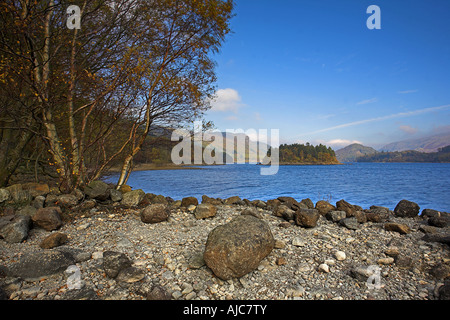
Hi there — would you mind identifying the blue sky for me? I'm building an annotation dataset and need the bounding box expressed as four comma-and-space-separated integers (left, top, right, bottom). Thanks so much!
205, 0, 450, 149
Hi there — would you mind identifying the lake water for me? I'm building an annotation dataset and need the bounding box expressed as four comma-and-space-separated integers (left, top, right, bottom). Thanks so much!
104, 163, 450, 212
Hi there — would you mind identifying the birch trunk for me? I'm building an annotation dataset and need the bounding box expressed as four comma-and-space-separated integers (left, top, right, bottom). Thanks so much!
38, 0, 71, 191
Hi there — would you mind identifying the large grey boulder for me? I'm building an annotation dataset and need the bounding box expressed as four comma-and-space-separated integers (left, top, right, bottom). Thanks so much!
194, 203, 217, 219
203, 215, 274, 280
31, 207, 63, 231
6, 250, 75, 280
394, 199, 420, 218
140, 203, 170, 224
21, 182, 50, 197
5, 184, 32, 206
181, 196, 198, 207
121, 189, 145, 207
103, 251, 132, 278
315, 200, 336, 216
294, 208, 320, 228
0, 188, 10, 203
0, 215, 31, 243
83, 180, 110, 201
336, 199, 357, 217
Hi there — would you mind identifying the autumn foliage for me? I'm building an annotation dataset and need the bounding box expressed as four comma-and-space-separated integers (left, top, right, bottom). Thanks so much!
0, 0, 234, 190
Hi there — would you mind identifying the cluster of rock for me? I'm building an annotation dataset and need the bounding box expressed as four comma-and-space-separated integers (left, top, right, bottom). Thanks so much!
1, 181, 449, 300
0, 181, 154, 244
271, 196, 449, 241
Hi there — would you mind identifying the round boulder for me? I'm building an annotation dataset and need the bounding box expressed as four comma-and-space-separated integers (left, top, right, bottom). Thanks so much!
140, 204, 170, 224
32, 207, 63, 231
394, 200, 420, 218
203, 215, 274, 280
315, 200, 336, 216
194, 203, 217, 219
294, 208, 320, 228
121, 189, 145, 207
181, 196, 198, 207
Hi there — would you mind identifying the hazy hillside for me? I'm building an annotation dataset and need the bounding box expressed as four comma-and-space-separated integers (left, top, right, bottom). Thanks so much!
381, 132, 450, 153
358, 145, 450, 163
335, 143, 378, 162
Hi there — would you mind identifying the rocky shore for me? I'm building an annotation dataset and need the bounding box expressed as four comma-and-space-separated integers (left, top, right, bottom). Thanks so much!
1, 181, 449, 300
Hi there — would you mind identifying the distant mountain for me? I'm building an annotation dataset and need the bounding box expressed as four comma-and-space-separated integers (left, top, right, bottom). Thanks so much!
335, 143, 378, 162
380, 132, 450, 153
196, 131, 269, 163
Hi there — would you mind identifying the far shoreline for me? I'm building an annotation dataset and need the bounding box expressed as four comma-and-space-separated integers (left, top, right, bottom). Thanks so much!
107, 161, 344, 174
106, 163, 207, 173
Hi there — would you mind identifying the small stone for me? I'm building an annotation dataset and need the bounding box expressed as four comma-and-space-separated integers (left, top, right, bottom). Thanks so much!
39, 232, 68, 249
335, 251, 346, 261
384, 222, 411, 234
185, 292, 196, 300
76, 223, 91, 230
340, 217, 358, 230
350, 265, 379, 282
162, 270, 174, 280
377, 257, 394, 265
147, 285, 171, 300
116, 266, 146, 283
188, 253, 205, 269
324, 259, 335, 266
292, 237, 306, 247
385, 248, 400, 257
182, 283, 193, 295
172, 290, 182, 299
241, 207, 262, 219
103, 251, 132, 278
327, 211, 346, 222
276, 257, 287, 266
92, 251, 103, 260
395, 255, 415, 269
194, 203, 217, 219
278, 221, 291, 228
318, 263, 330, 273
274, 240, 286, 249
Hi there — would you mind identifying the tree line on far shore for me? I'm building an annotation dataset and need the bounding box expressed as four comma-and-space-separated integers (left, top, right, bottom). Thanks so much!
357, 145, 450, 163
274, 143, 339, 164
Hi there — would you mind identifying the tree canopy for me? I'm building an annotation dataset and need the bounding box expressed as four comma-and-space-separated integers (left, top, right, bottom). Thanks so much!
0, 0, 234, 190
273, 143, 340, 164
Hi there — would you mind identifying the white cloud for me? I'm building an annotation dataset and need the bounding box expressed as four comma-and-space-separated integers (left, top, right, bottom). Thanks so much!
325, 139, 363, 148
398, 89, 418, 94
225, 115, 239, 121
356, 98, 378, 105
399, 125, 418, 135
303, 104, 450, 135
209, 88, 244, 113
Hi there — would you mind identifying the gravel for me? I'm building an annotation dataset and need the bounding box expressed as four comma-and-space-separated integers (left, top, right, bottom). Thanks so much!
1, 204, 449, 300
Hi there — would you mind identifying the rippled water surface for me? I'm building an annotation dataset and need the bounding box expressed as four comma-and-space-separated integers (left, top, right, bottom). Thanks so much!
104, 163, 450, 212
